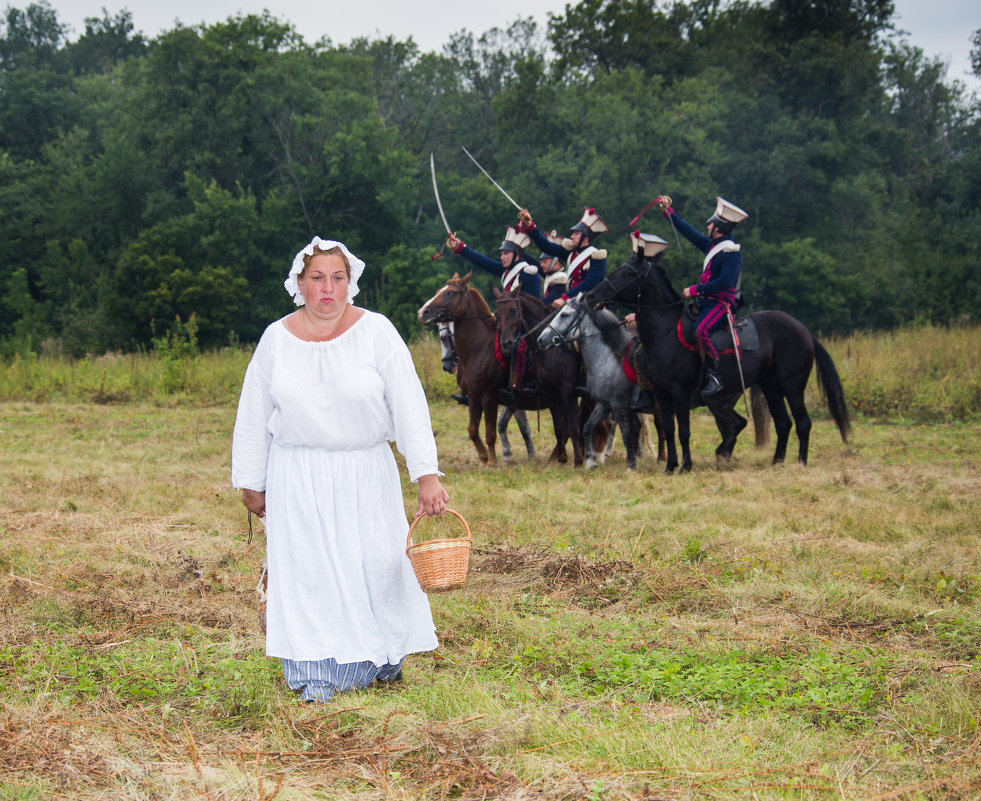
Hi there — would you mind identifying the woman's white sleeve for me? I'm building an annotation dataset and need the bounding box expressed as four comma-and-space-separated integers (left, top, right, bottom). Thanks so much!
377, 321, 441, 482
231, 338, 275, 491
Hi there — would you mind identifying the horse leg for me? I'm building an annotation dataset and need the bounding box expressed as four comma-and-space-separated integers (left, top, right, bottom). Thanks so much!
513, 408, 537, 459
709, 399, 747, 461
759, 379, 793, 464
784, 388, 813, 465
613, 407, 641, 471
569, 398, 585, 467
467, 401, 490, 465
497, 407, 513, 460
652, 411, 667, 462
483, 399, 498, 466
654, 391, 679, 473
593, 415, 614, 463
671, 388, 694, 473
604, 419, 616, 457
582, 403, 610, 469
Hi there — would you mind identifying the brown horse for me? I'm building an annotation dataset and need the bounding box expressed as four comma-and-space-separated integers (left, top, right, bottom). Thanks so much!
418, 273, 507, 465
493, 286, 585, 467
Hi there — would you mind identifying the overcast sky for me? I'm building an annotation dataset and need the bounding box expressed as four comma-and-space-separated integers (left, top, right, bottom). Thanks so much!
47, 0, 980, 93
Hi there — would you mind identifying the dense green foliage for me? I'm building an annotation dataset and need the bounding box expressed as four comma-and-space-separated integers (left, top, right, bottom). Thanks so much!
1, 0, 978, 355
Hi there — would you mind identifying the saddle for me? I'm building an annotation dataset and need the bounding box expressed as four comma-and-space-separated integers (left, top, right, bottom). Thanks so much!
621, 339, 652, 390
679, 306, 759, 354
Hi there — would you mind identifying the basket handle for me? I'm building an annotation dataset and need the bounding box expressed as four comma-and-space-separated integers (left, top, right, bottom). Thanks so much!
407, 507, 471, 550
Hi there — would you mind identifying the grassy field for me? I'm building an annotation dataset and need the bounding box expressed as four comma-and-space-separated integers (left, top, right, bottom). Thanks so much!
0, 331, 979, 800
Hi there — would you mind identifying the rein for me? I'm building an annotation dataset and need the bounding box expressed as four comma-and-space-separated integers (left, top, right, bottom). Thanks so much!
591, 259, 685, 312
495, 295, 555, 343
430, 283, 495, 324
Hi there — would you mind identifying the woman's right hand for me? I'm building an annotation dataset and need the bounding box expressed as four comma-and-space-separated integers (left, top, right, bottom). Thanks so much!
241, 488, 266, 518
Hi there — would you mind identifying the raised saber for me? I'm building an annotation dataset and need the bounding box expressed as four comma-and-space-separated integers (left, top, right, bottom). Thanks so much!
461, 145, 522, 211
430, 152, 453, 235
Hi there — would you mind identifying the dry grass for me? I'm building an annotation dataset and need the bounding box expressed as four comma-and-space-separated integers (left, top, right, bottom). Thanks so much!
1, 398, 979, 800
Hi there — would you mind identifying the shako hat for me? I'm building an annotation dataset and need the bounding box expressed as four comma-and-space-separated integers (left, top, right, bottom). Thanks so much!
570, 207, 610, 237
500, 225, 531, 254
631, 230, 669, 258
706, 197, 748, 234
539, 229, 564, 260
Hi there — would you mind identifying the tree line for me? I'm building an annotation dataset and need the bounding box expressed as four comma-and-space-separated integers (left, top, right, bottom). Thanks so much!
0, 0, 978, 355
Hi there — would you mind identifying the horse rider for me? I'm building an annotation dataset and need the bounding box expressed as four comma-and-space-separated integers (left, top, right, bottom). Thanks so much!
518, 207, 609, 309
623, 231, 670, 411
446, 225, 542, 408
445, 226, 541, 405
538, 230, 570, 306
446, 226, 542, 298
656, 194, 748, 397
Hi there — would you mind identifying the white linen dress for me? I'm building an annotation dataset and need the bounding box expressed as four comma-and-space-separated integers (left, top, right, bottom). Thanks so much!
231, 310, 440, 673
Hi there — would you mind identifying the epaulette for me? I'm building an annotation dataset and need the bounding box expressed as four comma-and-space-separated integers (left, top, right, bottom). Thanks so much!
560, 238, 575, 251
592, 249, 608, 259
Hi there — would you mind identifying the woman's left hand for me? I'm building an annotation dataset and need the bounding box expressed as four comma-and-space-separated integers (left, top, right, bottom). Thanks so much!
416, 474, 449, 517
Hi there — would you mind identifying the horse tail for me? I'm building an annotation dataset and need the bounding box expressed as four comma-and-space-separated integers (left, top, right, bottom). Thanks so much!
813, 338, 851, 444
751, 385, 771, 448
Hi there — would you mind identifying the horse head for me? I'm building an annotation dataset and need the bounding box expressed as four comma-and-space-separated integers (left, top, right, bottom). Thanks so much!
585, 251, 681, 312
494, 286, 550, 352
437, 323, 457, 374
537, 296, 585, 350
492, 285, 524, 352
419, 272, 478, 325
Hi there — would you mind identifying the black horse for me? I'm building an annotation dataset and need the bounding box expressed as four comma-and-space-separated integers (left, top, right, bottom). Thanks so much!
493, 286, 585, 467
587, 251, 850, 472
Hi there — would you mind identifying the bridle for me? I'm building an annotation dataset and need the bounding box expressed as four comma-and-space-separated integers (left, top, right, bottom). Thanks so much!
589, 256, 684, 313
425, 282, 494, 324
496, 294, 558, 349
540, 300, 589, 349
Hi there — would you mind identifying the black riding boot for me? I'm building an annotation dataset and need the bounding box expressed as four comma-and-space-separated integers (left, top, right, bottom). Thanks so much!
700, 357, 722, 397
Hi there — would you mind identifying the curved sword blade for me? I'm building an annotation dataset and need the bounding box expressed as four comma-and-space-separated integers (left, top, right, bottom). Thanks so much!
430, 153, 452, 235
461, 145, 522, 211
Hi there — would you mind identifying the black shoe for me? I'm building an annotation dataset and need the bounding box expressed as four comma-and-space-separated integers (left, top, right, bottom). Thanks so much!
700, 359, 722, 397
450, 392, 469, 405
632, 389, 656, 412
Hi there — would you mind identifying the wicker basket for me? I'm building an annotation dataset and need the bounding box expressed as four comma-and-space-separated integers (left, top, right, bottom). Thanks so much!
406, 508, 471, 593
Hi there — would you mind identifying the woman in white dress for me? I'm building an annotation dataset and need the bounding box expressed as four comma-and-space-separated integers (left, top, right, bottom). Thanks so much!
232, 237, 449, 702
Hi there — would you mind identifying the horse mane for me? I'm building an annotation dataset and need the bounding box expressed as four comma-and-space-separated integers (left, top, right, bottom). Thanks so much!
450, 275, 494, 322
584, 302, 632, 357
648, 257, 682, 305
517, 291, 548, 321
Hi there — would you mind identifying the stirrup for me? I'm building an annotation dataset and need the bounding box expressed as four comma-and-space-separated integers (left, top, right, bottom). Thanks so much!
700, 374, 722, 397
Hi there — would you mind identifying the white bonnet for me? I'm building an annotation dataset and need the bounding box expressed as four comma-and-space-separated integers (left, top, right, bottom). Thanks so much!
284, 237, 366, 306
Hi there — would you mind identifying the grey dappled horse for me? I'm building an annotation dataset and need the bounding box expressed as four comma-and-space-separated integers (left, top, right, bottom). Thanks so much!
538, 297, 665, 470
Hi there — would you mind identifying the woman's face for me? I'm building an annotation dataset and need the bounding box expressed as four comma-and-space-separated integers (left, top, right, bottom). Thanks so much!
298, 253, 349, 321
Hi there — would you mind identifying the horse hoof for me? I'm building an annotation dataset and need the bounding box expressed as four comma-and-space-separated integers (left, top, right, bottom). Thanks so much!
586, 458, 597, 469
